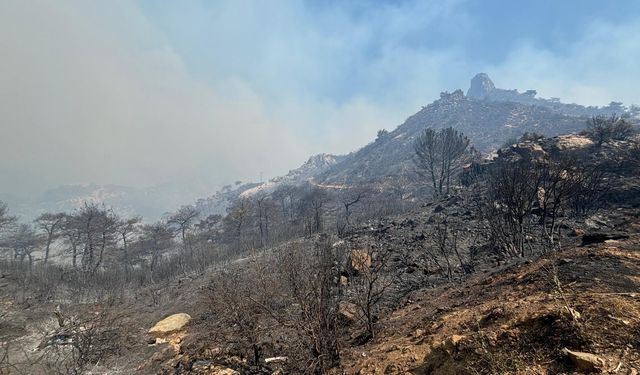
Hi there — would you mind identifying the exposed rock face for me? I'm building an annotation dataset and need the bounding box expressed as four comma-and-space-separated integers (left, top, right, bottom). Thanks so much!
149, 313, 191, 337
466, 73, 495, 99
466, 73, 630, 118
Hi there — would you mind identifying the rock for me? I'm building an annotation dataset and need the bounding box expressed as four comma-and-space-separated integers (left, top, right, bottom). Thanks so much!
467, 73, 495, 99
149, 313, 191, 337
383, 364, 400, 374
562, 348, 604, 372
340, 275, 349, 285
338, 301, 359, 324
441, 335, 465, 354
351, 250, 372, 273
209, 366, 240, 375
556, 134, 594, 150
512, 142, 546, 160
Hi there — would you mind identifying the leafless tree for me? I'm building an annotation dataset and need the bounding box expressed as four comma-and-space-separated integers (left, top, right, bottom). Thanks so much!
584, 114, 635, 147
223, 199, 249, 249
298, 185, 327, 235
60, 213, 83, 268
36, 305, 124, 375
483, 159, 544, 258
35, 212, 65, 264
4, 223, 42, 266
167, 205, 199, 255
207, 258, 278, 365
337, 188, 366, 235
275, 236, 344, 372
195, 214, 222, 243
414, 127, 475, 197
63, 204, 120, 273
115, 216, 140, 269
254, 194, 277, 247
348, 241, 395, 340
625, 142, 640, 171
427, 214, 471, 280
0, 201, 16, 233
137, 222, 174, 274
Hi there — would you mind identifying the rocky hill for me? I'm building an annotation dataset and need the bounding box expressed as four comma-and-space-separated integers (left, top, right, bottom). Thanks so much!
314, 88, 588, 186
1, 121, 639, 375
194, 153, 343, 217
196, 74, 621, 208
467, 72, 640, 118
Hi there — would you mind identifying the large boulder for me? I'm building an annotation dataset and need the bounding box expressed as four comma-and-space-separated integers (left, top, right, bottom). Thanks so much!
149, 313, 191, 337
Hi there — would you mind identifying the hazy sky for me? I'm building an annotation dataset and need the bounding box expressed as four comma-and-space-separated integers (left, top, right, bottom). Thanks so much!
1, 0, 639, 196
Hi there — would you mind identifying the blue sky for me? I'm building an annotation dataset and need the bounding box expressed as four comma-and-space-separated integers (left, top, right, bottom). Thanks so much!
1, 0, 639, 196
137, 0, 640, 105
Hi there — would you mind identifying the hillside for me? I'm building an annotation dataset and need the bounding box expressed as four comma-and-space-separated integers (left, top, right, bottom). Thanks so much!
193, 74, 615, 213
2, 131, 638, 374
314, 88, 588, 186
339, 225, 640, 374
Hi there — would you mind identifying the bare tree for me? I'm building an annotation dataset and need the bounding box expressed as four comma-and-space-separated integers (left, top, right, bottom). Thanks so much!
207, 258, 277, 365
337, 188, 366, 235
275, 236, 344, 372
625, 142, 640, 171
195, 214, 222, 242
137, 222, 174, 274
298, 185, 327, 235
348, 241, 395, 340
60, 213, 82, 268
0, 201, 16, 232
414, 127, 474, 197
167, 205, 199, 255
115, 216, 140, 269
427, 214, 471, 280
584, 114, 635, 147
483, 159, 544, 258
5, 223, 42, 266
36, 305, 124, 375
254, 194, 276, 247
65, 204, 120, 273
35, 212, 65, 264
223, 199, 249, 249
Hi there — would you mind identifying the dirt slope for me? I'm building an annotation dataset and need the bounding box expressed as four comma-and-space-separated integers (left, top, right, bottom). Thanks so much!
338, 215, 640, 374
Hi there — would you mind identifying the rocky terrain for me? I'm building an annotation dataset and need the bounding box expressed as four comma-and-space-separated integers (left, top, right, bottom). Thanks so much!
1, 74, 639, 374
2, 130, 639, 374
8, 74, 635, 223
467, 73, 640, 119
196, 73, 639, 212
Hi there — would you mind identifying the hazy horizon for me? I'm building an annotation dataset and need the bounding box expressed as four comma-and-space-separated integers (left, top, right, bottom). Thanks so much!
2, 0, 640, 198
